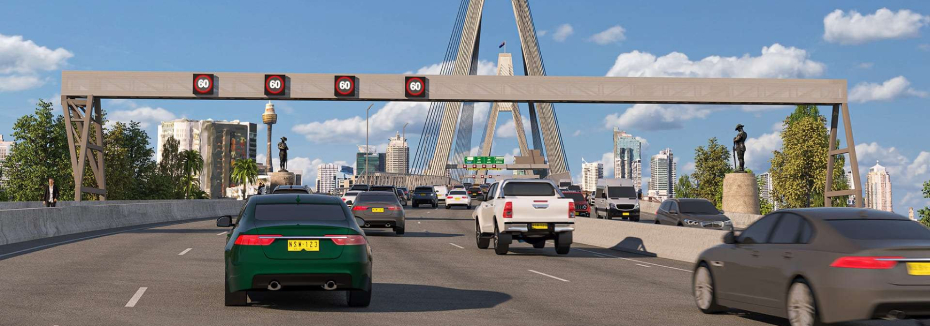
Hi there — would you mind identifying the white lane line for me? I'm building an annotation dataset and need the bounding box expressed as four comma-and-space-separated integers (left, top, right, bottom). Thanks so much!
448, 243, 464, 249
528, 269, 570, 282
636, 263, 651, 268
216, 231, 227, 235
178, 248, 192, 256
125, 287, 148, 307
575, 248, 693, 273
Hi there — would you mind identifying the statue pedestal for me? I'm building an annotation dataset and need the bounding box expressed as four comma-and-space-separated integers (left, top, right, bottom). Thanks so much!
269, 171, 296, 192
722, 173, 760, 215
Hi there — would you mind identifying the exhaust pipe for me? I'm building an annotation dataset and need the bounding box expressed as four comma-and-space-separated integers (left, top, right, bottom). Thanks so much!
267, 280, 282, 291
364, 223, 371, 227
385, 223, 392, 228
322, 280, 337, 291
886, 310, 906, 320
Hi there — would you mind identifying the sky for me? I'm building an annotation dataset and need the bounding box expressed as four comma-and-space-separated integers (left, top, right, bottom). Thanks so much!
0, 1, 928, 213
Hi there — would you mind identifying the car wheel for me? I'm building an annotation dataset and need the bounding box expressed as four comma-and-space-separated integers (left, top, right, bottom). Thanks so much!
554, 232, 571, 255
393, 226, 405, 235
606, 212, 613, 220
655, 219, 661, 224
225, 275, 248, 306
630, 215, 640, 222
532, 240, 545, 249
445, 205, 450, 209
493, 223, 511, 255
432, 202, 438, 208
693, 263, 726, 314
475, 220, 490, 249
347, 277, 372, 307
787, 279, 822, 326
467, 205, 472, 210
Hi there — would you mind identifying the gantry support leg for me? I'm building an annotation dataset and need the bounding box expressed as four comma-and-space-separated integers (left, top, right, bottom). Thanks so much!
825, 103, 862, 207
62, 95, 107, 201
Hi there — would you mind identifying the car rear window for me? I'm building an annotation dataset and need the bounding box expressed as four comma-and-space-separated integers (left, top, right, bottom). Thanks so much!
679, 200, 719, 214
369, 186, 394, 192
564, 193, 586, 202
356, 193, 400, 203
273, 189, 310, 194
345, 192, 359, 196
827, 220, 930, 240
502, 182, 555, 196
254, 204, 347, 221
450, 190, 467, 195
414, 187, 433, 193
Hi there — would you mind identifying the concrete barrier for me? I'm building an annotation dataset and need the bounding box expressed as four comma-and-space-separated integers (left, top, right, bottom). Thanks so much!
573, 217, 728, 263
0, 199, 244, 246
640, 200, 762, 229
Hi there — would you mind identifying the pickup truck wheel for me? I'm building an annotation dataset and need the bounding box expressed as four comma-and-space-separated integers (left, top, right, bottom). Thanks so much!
555, 232, 572, 255
493, 224, 511, 255
475, 221, 490, 249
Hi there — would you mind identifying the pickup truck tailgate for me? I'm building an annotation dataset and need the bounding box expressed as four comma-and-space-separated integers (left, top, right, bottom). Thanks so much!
511, 197, 573, 222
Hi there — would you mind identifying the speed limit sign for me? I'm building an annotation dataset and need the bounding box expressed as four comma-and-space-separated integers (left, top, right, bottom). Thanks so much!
192, 74, 214, 95
405, 76, 427, 98
264, 74, 286, 96
334, 75, 356, 97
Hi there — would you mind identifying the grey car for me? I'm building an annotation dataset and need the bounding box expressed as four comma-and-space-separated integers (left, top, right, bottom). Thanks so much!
693, 208, 930, 325
655, 198, 732, 230
351, 191, 405, 235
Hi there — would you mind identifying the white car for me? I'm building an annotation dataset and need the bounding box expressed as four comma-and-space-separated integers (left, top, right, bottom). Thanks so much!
434, 185, 450, 203
445, 190, 472, 209
474, 179, 575, 255
341, 191, 360, 207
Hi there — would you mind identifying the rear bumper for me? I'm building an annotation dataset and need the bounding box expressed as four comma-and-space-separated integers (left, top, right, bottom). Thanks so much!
816, 276, 930, 322
227, 246, 371, 292
356, 215, 404, 228
503, 221, 574, 233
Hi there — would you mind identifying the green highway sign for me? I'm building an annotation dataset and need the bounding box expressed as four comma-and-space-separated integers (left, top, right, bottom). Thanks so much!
464, 156, 504, 165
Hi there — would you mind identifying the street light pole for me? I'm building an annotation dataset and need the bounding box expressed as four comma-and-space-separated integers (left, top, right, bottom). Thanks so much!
365, 103, 373, 185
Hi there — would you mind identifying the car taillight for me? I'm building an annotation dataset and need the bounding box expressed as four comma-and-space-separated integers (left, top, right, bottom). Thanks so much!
342, 198, 347, 201
387, 205, 401, 211
327, 235, 367, 246
234, 234, 280, 246
830, 256, 903, 269
352, 205, 369, 211
447, 196, 453, 199
568, 201, 575, 218
503, 202, 513, 218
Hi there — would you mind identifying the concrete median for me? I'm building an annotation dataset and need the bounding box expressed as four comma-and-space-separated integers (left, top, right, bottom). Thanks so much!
0, 200, 244, 246
572, 217, 728, 263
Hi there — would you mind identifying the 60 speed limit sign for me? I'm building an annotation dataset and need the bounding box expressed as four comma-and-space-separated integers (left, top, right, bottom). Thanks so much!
264, 74, 286, 96
192, 74, 214, 95
334, 75, 356, 97
405, 76, 427, 98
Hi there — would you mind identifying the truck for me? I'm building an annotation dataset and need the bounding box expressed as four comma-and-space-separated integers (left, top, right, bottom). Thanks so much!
593, 178, 640, 221
474, 179, 575, 255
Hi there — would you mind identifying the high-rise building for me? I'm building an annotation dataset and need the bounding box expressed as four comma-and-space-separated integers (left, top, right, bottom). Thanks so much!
157, 119, 257, 198
581, 161, 603, 193
758, 172, 773, 203
613, 130, 642, 190
385, 132, 409, 174
0, 135, 13, 186
909, 207, 916, 221
865, 161, 893, 212
316, 163, 339, 194
649, 148, 676, 200
631, 160, 642, 192
356, 145, 385, 177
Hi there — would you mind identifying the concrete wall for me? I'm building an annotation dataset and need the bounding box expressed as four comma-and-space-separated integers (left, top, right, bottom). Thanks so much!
0, 199, 244, 246
573, 217, 728, 263
0, 200, 195, 210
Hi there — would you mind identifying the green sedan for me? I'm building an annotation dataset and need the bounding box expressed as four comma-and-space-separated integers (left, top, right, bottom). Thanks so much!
217, 194, 372, 307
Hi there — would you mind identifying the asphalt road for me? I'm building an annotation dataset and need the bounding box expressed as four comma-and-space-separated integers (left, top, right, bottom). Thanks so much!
0, 206, 924, 326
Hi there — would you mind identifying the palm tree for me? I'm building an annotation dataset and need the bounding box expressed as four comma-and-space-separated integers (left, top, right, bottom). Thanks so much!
231, 159, 258, 199
180, 150, 204, 199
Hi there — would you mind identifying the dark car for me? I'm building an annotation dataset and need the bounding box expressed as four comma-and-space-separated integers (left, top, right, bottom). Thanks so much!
563, 191, 590, 217
349, 184, 370, 192
394, 188, 408, 207
411, 186, 439, 208
352, 191, 406, 235
216, 194, 372, 307
693, 208, 930, 325
655, 198, 732, 230
466, 186, 483, 199
369, 185, 403, 205
397, 187, 410, 202
271, 185, 314, 194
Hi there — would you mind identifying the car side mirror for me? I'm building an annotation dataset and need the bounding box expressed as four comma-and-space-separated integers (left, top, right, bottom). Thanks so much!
719, 209, 725, 214
355, 217, 366, 227
723, 230, 737, 244
216, 215, 234, 228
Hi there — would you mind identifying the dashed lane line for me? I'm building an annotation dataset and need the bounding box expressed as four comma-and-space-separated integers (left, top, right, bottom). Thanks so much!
125, 287, 148, 307
528, 269, 570, 282
636, 263, 651, 268
448, 243, 464, 249
575, 248, 693, 273
178, 248, 192, 256
216, 231, 227, 235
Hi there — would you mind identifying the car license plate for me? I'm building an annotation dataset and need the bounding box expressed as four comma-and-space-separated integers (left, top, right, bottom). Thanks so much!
906, 262, 930, 276
287, 240, 319, 252
455, 197, 461, 199
531, 223, 548, 230
622, 212, 630, 216
372, 208, 384, 213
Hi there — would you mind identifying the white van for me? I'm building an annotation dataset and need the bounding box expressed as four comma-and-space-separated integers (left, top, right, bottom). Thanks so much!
434, 185, 450, 203
594, 178, 640, 221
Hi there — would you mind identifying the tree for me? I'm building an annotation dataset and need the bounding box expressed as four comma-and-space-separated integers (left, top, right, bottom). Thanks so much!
104, 121, 161, 200
692, 138, 732, 208
675, 174, 695, 198
158, 136, 185, 198
771, 105, 847, 208
760, 199, 774, 215
231, 159, 258, 199
919, 180, 930, 228
180, 149, 204, 199
2, 100, 74, 201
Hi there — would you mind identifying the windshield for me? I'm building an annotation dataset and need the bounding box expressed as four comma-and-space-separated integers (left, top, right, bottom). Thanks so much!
828, 220, 930, 240
254, 204, 347, 221
502, 182, 556, 196
272, 189, 310, 194
679, 200, 719, 214
564, 193, 586, 202
344, 192, 359, 196
607, 187, 636, 198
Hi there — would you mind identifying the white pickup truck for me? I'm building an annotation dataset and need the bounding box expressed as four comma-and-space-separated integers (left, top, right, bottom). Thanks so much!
474, 179, 575, 255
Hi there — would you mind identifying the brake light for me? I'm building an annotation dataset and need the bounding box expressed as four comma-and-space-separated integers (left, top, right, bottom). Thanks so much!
352, 205, 369, 211
568, 201, 575, 218
234, 234, 280, 246
327, 235, 367, 246
830, 256, 903, 269
387, 205, 401, 211
447, 196, 453, 199
503, 202, 513, 218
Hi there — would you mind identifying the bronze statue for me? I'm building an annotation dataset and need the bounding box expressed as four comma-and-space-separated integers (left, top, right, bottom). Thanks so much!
278, 136, 289, 172
733, 124, 747, 172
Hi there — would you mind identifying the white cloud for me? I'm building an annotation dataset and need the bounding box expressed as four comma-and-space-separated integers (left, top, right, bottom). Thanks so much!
537, 30, 548, 36
496, 117, 530, 138
603, 104, 718, 131
823, 8, 930, 45
0, 75, 45, 92
920, 44, 930, 51
857, 62, 874, 69
744, 131, 782, 172
553, 24, 574, 42
682, 162, 696, 174
599, 152, 614, 178
589, 25, 626, 45
572, 130, 582, 137
849, 76, 928, 103
0, 33, 73, 92
107, 107, 177, 128
635, 136, 649, 150
606, 43, 825, 78
853, 142, 930, 213
410, 60, 496, 76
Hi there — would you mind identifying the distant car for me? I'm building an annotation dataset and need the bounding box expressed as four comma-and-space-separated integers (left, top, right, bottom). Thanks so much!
655, 198, 732, 230
349, 184, 370, 192
693, 208, 930, 325
593, 178, 639, 221
445, 189, 472, 209
434, 185, 450, 203
479, 184, 490, 195
217, 194, 372, 307
466, 186, 483, 199
395, 189, 408, 207
397, 187, 410, 202
272, 185, 313, 194
411, 186, 439, 208
352, 191, 406, 235
341, 191, 360, 207
563, 191, 590, 217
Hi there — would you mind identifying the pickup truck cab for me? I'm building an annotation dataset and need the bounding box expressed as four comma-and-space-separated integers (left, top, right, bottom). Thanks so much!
474, 179, 575, 255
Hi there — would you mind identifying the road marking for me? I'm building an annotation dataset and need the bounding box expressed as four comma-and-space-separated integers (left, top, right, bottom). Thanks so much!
216, 231, 227, 235
448, 243, 464, 249
528, 269, 570, 282
636, 263, 651, 268
178, 248, 192, 256
125, 287, 148, 307
575, 248, 693, 273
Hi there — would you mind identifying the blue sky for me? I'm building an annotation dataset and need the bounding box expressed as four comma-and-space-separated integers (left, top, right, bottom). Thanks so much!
0, 1, 928, 213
